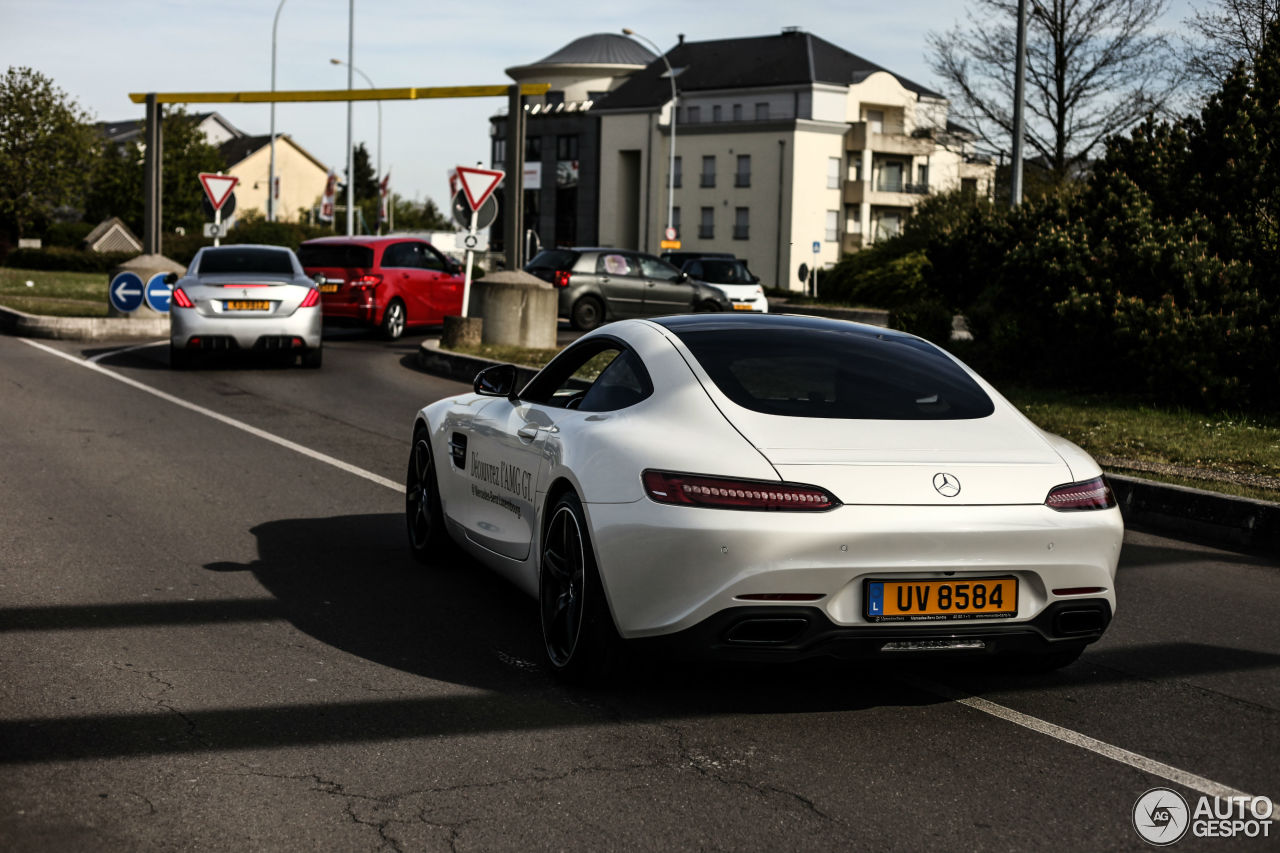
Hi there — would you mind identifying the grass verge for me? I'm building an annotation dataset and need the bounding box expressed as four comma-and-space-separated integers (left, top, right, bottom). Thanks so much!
0, 268, 109, 316
443, 341, 1280, 504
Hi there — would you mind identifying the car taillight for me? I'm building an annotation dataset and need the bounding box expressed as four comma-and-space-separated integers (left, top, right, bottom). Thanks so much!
1045, 476, 1116, 511
353, 274, 382, 289
554, 270, 571, 288
300, 288, 320, 308
172, 287, 194, 309
642, 470, 839, 511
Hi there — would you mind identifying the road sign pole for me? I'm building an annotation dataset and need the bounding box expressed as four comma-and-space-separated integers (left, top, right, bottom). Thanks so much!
214, 206, 223, 247
461, 208, 478, 318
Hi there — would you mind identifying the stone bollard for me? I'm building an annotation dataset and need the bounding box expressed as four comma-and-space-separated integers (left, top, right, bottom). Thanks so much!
441, 315, 483, 349
469, 270, 558, 348
107, 254, 186, 319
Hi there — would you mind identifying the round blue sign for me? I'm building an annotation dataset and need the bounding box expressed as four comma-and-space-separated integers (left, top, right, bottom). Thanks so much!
144, 272, 173, 313
108, 271, 145, 312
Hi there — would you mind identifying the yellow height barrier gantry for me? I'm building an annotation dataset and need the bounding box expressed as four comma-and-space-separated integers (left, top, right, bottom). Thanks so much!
129, 83, 547, 264
128, 83, 550, 104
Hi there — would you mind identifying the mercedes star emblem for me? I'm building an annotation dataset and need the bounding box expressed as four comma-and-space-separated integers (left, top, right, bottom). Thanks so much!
933, 472, 961, 497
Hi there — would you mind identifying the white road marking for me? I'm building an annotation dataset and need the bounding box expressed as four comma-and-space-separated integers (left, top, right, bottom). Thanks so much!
19, 339, 1277, 820
21, 338, 401, 494
87, 340, 167, 363
904, 674, 1279, 819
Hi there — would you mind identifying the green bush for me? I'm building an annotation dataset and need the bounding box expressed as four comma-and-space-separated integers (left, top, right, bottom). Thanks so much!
44, 221, 95, 248
3, 247, 137, 272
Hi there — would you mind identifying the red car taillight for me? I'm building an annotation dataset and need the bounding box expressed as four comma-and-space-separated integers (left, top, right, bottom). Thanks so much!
352, 274, 382, 289
1045, 476, 1116, 511
554, 270, 571, 288
642, 470, 839, 511
172, 287, 194, 309
300, 288, 320, 308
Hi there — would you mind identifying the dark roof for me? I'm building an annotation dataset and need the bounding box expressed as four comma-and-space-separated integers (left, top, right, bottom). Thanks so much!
219, 135, 270, 166
531, 33, 656, 66
597, 30, 941, 110
96, 112, 233, 146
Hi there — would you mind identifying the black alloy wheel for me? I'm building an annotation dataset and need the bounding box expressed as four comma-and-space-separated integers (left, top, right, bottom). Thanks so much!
539, 492, 618, 683
405, 426, 445, 564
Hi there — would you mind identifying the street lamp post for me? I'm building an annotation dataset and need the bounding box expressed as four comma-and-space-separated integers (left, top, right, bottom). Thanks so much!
268, 0, 287, 222
330, 58, 382, 233
623, 29, 676, 250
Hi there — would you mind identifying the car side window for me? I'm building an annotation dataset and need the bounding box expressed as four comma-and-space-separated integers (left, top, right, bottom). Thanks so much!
421, 244, 448, 272
686, 261, 703, 278
520, 339, 653, 411
597, 253, 638, 277
382, 242, 417, 268
638, 255, 682, 281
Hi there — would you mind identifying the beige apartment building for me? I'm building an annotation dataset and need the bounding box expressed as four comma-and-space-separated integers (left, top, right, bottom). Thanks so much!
592, 28, 995, 290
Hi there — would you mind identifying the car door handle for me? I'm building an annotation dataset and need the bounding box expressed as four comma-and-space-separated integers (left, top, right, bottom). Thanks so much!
517, 425, 557, 442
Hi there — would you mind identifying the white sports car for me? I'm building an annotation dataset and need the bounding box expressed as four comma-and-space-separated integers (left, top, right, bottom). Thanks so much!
406, 314, 1124, 682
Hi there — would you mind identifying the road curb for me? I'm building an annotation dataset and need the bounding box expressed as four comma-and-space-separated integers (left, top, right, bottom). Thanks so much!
0, 304, 169, 341
417, 338, 1279, 559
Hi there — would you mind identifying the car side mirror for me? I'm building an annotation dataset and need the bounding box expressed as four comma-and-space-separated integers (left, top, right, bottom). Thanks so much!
164, 271, 179, 285
675, 272, 689, 283
474, 364, 520, 401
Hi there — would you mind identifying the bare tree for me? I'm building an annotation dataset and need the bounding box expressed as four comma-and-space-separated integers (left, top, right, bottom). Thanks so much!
927, 0, 1176, 184
1181, 0, 1280, 90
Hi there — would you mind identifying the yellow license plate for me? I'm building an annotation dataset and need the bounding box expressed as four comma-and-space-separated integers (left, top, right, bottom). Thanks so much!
320, 283, 338, 293
732, 303, 756, 310
866, 577, 1017, 622
225, 300, 271, 311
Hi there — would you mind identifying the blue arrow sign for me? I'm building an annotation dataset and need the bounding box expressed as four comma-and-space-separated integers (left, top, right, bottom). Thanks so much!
108, 271, 144, 312
144, 272, 173, 313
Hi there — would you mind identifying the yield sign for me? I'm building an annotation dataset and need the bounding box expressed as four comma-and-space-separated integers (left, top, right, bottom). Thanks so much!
198, 172, 239, 211
456, 166, 504, 212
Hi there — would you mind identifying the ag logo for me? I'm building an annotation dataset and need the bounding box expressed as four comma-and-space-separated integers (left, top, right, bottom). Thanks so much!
1133, 787, 1189, 846
932, 472, 961, 498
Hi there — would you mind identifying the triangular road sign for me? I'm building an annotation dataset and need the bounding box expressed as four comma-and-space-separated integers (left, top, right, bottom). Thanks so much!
456, 166, 505, 212
199, 173, 240, 211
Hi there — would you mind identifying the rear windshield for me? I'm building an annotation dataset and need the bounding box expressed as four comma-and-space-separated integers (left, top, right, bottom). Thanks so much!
526, 249, 579, 271
696, 260, 754, 284
675, 328, 995, 420
197, 247, 296, 275
297, 244, 374, 269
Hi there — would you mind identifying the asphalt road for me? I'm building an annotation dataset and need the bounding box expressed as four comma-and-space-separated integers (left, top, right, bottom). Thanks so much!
1, 330, 1277, 852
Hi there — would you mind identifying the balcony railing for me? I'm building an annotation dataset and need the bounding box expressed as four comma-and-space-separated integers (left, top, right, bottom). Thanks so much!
700, 174, 716, 188
874, 181, 929, 195
734, 173, 751, 187
698, 226, 714, 238
733, 226, 749, 240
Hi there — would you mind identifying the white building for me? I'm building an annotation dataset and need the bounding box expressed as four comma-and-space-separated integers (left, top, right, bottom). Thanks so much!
592, 28, 995, 289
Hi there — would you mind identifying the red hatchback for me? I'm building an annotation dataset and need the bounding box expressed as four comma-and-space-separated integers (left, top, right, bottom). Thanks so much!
298, 236, 464, 339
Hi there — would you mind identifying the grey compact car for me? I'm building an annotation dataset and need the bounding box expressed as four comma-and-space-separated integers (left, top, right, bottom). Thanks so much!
525, 247, 732, 331
169, 244, 324, 369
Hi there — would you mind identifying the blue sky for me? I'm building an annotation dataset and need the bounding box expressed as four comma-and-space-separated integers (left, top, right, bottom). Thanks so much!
3, 0, 1197, 212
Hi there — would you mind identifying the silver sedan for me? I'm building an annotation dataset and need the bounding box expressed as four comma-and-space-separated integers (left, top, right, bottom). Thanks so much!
169, 244, 324, 369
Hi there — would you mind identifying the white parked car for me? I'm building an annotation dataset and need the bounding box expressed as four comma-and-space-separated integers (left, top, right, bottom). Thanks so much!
406, 314, 1123, 682
679, 256, 769, 313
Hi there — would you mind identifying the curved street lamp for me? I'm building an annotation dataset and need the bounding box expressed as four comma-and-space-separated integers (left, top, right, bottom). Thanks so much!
623, 28, 677, 249
267, 0, 288, 222
330, 57, 383, 233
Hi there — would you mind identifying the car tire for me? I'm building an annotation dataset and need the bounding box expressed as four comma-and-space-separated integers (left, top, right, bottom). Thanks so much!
539, 491, 619, 684
570, 296, 604, 331
405, 425, 447, 565
302, 346, 323, 369
381, 299, 406, 340
169, 345, 191, 370
695, 300, 723, 313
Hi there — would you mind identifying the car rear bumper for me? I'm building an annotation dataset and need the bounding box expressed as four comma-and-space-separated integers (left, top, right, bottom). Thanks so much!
629, 599, 1111, 663
170, 307, 322, 350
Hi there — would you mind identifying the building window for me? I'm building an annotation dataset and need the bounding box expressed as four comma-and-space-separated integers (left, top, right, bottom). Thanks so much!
713, 105, 722, 122
492, 138, 506, 165
828, 157, 841, 189
879, 161, 904, 193
866, 108, 884, 134
546, 90, 565, 106
733, 207, 749, 240
687, 105, 702, 123
673, 155, 682, 188
916, 164, 929, 191
699, 206, 714, 239
845, 204, 860, 234
961, 177, 978, 199
876, 212, 902, 240
825, 210, 838, 242
755, 102, 769, 120
735, 154, 751, 187
701, 155, 716, 188
733, 103, 743, 121
557, 135, 579, 160
525, 136, 542, 161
